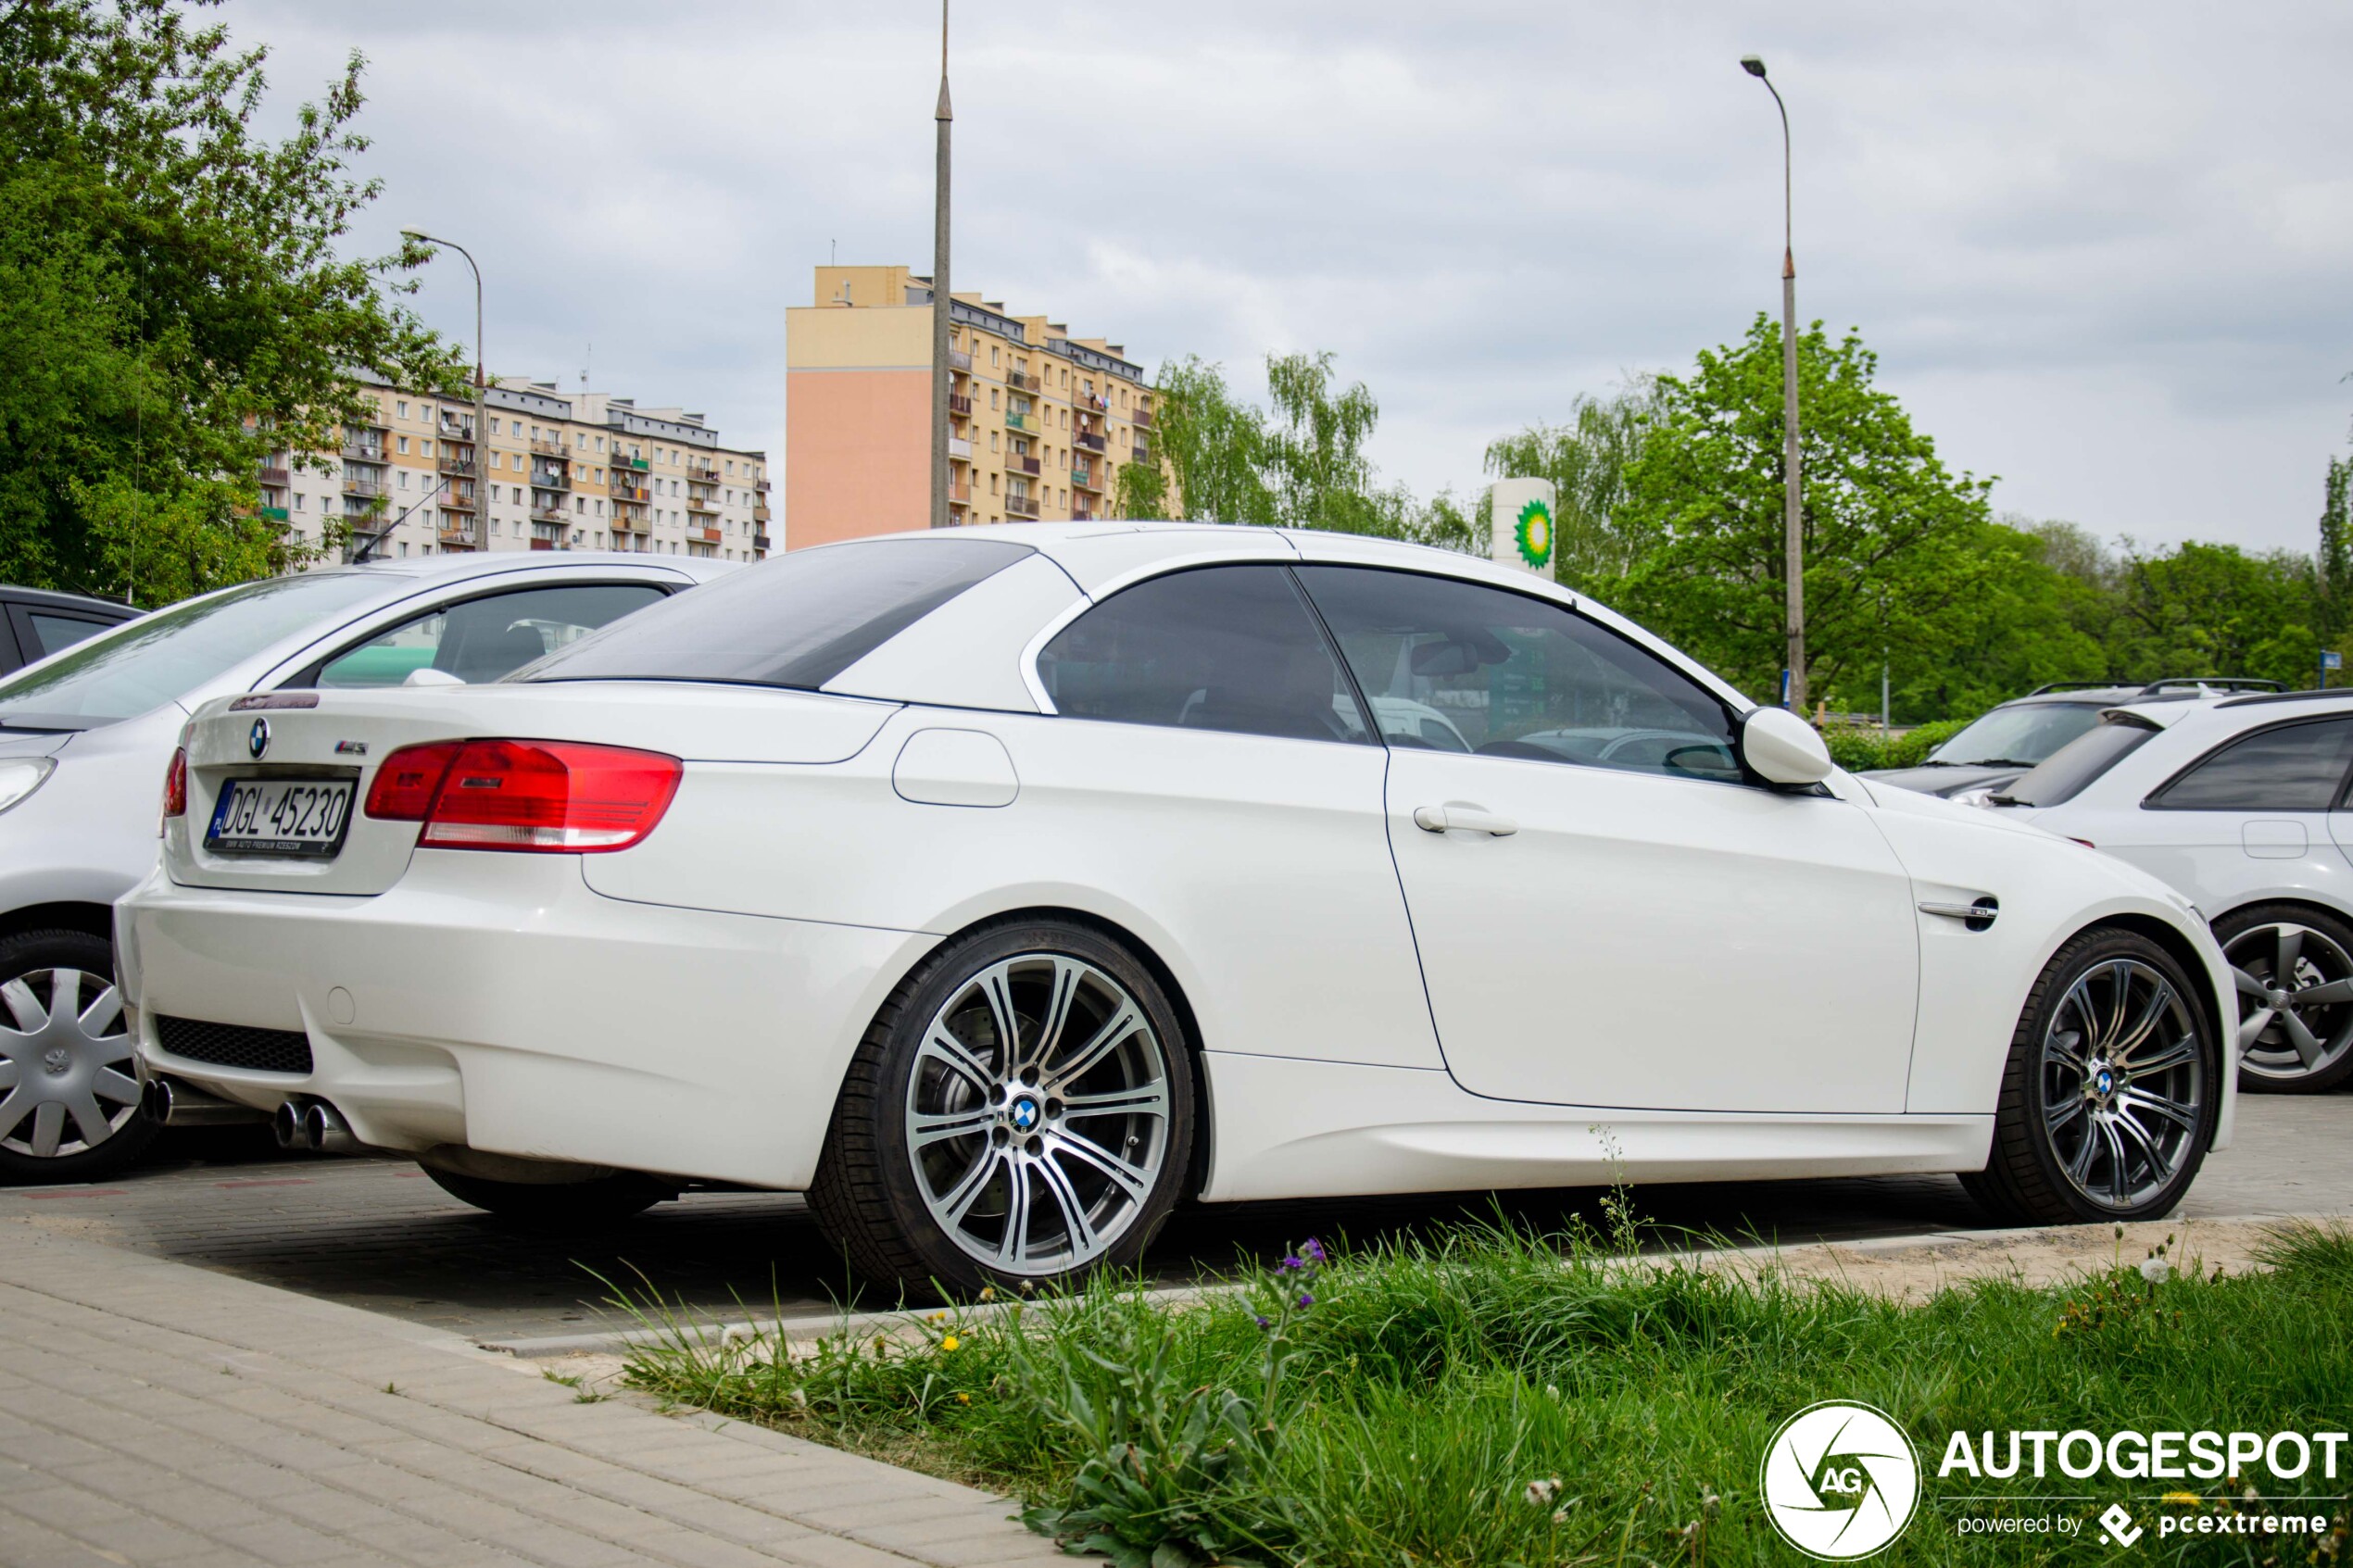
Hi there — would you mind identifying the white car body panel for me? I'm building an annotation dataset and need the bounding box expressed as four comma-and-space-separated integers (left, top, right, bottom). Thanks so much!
1385, 747, 1920, 1112
119, 524, 2239, 1200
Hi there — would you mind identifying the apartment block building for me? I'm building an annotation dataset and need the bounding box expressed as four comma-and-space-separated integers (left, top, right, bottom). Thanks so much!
258, 374, 773, 564
786, 265, 1164, 548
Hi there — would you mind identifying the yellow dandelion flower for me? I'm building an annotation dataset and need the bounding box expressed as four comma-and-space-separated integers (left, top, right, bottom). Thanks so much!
940, 1335, 961, 1352
2162, 1492, 2203, 1507
956, 1391, 972, 1405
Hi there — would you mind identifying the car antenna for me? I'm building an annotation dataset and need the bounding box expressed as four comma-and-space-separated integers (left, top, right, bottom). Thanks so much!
353, 472, 452, 564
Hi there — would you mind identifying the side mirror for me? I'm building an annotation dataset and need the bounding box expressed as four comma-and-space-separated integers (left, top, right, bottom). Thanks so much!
403, 667, 466, 688
1740, 706, 1833, 785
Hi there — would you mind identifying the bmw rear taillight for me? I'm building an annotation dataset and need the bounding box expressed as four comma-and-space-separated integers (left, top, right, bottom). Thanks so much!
365, 739, 681, 853
160, 747, 187, 827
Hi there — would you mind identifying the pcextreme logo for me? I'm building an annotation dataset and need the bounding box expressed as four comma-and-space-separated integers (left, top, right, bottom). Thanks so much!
1760, 1400, 1922, 1560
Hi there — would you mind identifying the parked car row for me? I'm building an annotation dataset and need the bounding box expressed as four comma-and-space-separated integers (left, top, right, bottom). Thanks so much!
66, 522, 2233, 1297
0, 553, 728, 1182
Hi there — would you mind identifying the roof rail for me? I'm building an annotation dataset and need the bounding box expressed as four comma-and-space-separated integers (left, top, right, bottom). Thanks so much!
2215, 687, 2353, 709
2136, 677, 2283, 695
2022, 680, 2138, 696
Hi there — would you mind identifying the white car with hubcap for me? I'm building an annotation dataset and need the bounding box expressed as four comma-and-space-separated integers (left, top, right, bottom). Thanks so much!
120, 524, 2235, 1294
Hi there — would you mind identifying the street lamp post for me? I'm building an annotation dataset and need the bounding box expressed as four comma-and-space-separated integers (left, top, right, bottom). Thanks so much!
929, 1, 952, 531
1740, 55, 1805, 713
402, 230, 485, 556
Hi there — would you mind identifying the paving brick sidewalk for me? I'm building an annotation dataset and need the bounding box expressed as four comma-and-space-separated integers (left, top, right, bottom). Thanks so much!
0, 1225, 1068, 1568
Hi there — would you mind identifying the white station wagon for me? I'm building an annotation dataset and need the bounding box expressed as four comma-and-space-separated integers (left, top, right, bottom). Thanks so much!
120, 524, 2234, 1294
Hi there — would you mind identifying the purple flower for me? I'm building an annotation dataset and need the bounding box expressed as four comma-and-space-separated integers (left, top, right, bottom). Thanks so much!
1278, 1255, 1302, 1272
1301, 1238, 1327, 1264
1254, 1314, 1272, 1330
1297, 1292, 1315, 1309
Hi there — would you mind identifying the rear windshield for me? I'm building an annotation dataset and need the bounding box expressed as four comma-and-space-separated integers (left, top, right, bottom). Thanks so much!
1996, 716, 2158, 807
0, 572, 389, 729
523, 537, 1033, 691
1929, 701, 2104, 768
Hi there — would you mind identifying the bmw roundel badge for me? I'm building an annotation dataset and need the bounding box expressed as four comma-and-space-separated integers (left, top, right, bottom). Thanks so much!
248, 717, 271, 760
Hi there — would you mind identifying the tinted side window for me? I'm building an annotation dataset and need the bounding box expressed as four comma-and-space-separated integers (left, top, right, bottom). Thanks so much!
1998, 719, 2158, 807
529, 537, 1029, 691
1038, 565, 1370, 745
2148, 718, 2353, 811
26, 612, 120, 660
1295, 565, 1742, 784
307, 583, 667, 688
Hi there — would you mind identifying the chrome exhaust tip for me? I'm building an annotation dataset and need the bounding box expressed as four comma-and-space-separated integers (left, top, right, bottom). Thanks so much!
301, 1100, 360, 1156
146, 1076, 268, 1128
273, 1099, 308, 1149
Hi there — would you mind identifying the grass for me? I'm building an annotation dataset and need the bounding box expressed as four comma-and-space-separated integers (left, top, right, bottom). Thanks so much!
617, 1216, 2353, 1566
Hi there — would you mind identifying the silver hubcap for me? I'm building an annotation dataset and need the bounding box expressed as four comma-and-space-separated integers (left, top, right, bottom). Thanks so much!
0, 969, 138, 1160
2042, 958, 2204, 1208
904, 953, 1170, 1276
2226, 922, 2353, 1082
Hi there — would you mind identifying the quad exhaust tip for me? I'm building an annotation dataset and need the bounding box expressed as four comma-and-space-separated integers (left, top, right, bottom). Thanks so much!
142, 1076, 267, 1128
272, 1097, 360, 1154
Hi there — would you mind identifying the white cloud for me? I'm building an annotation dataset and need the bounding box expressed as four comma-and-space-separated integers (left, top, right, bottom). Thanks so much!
222, 0, 2353, 553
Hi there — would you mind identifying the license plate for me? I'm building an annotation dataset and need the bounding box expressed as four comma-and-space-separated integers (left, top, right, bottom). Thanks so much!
205, 777, 355, 857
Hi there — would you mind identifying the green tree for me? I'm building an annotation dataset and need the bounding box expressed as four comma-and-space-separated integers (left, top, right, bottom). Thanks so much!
1611, 316, 2002, 709
1481, 381, 1658, 589
0, 0, 460, 603
1124, 354, 1274, 526
2107, 540, 2319, 689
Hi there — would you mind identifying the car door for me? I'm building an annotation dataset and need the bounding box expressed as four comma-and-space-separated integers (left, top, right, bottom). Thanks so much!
1021, 562, 1441, 1071
1293, 565, 1920, 1113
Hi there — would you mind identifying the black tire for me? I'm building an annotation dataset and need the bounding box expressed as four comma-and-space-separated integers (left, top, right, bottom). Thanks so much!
0, 929, 158, 1185
1964, 926, 2218, 1226
422, 1164, 673, 1226
2212, 902, 2353, 1095
808, 918, 1196, 1299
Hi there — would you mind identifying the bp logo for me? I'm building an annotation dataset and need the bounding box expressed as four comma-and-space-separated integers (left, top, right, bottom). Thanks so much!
1759, 1400, 1920, 1560
1514, 497, 1553, 569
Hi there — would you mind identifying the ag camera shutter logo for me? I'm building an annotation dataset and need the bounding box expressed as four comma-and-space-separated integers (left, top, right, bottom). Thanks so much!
1760, 1400, 1921, 1559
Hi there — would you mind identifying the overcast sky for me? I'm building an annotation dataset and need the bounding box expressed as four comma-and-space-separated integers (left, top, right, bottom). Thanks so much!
221, 1, 2353, 556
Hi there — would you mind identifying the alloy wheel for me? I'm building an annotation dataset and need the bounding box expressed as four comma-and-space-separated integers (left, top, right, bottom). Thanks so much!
2226, 921, 2353, 1085
2041, 958, 2205, 1209
0, 968, 140, 1160
903, 952, 1171, 1276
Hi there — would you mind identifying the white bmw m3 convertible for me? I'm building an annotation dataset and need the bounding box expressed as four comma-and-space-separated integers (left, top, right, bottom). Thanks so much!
120, 524, 2235, 1293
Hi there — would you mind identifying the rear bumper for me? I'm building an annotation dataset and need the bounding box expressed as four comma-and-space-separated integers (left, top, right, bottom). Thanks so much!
117, 853, 934, 1188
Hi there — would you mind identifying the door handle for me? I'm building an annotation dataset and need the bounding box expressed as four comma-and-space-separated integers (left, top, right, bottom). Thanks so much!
1919, 897, 1999, 931
1413, 804, 1517, 837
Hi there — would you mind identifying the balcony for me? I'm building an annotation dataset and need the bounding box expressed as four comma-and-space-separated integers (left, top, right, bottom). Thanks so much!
755, 478, 772, 492
342, 476, 387, 498
531, 504, 570, 524
258, 465, 291, 487
438, 525, 479, 549
441, 493, 477, 513
752, 503, 771, 522
611, 483, 649, 503
950, 480, 972, 504
693, 525, 723, 544
528, 437, 568, 458
686, 464, 720, 483
618, 455, 649, 471
1075, 432, 1106, 454
1131, 407, 1154, 429
531, 470, 571, 491
949, 348, 973, 371
949, 435, 973, 461
1073, 508, 1097, 523
259, 506, 290, 523
339, 441, 386, 461
610, 510, 647, 533
1072, 467, 1101, 492
949, 394, 973, 417
753, 533, 772, 551
686, 494, 718, 515
1078, 393, 1109, 414
1133, 445, 1151, 465
1004, 493, 1040, 520
436, 454, 474, 476
1005, 413, 1033, 433
1014, 456, 1042, 476
438, 416, 475, 440
1008, 370, 1041, 394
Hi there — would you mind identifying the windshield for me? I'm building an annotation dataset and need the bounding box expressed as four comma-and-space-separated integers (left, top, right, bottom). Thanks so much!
1928, 701, 2105, 768
1997, 717, 2160, 808
0, 573, 390, 729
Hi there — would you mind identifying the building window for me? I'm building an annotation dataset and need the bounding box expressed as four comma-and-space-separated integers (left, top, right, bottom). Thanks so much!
990, 345, 1000, 367
989, 389, 1000, 410
397, 400, 409, 419
294, 494, 306, 511
396, 435, 409, 455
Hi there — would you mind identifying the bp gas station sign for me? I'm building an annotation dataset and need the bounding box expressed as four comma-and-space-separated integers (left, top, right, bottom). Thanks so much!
1491, 477, 1555, 575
